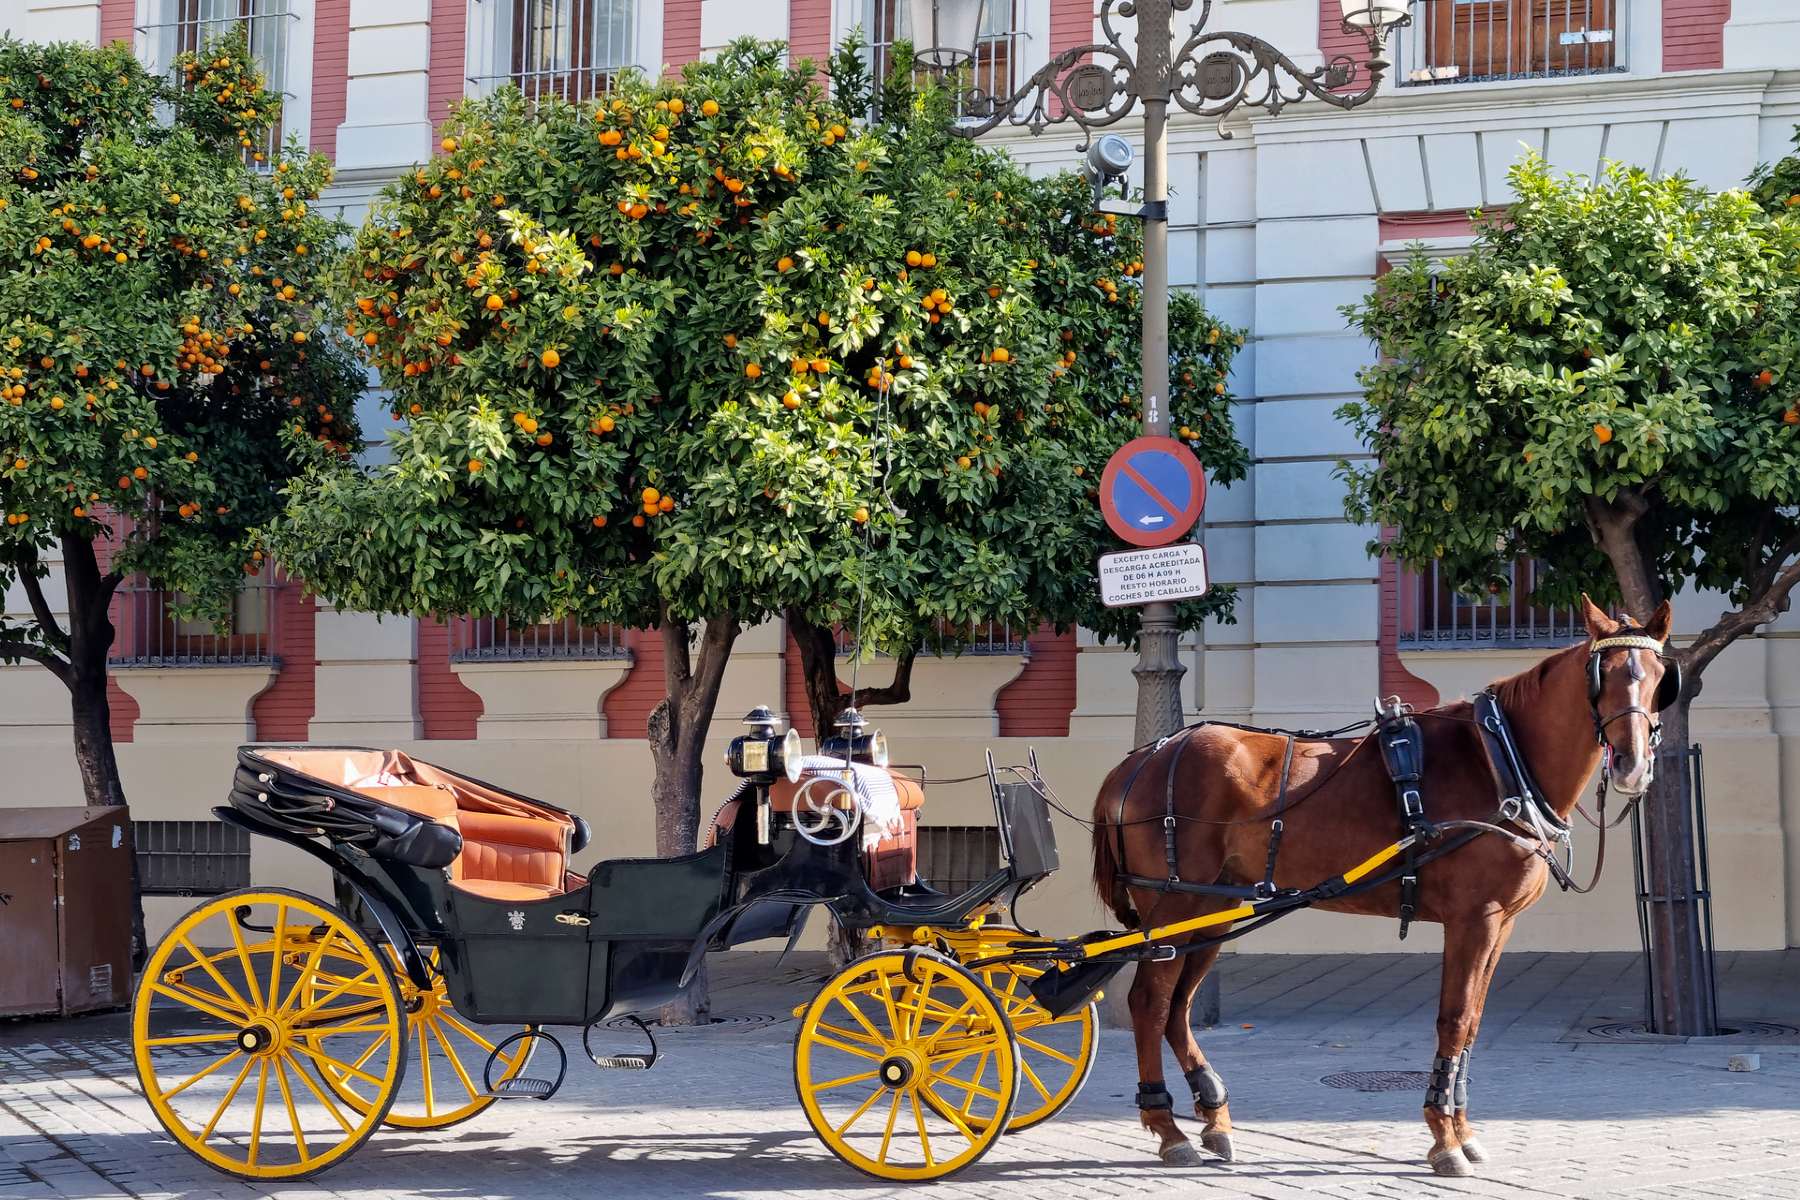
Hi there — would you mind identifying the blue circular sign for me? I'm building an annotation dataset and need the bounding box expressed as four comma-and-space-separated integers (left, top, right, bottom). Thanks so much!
1098, 436, 1207, 548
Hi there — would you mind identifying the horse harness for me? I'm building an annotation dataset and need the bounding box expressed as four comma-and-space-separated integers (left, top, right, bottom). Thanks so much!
1111, 630, 1678, 937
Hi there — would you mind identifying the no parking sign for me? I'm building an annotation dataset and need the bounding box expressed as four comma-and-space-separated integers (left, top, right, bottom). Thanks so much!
1098, 436, 1207, 548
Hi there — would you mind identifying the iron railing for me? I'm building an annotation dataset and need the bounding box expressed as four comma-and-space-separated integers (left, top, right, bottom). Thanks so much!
450, 615, 628, 661
836, 619, 1028, 658
1396, 0, 1624, 86
135, 819, 252, 896
917, 825, 1001, 895
466, 0, 638, 105
868, 0, 1023, 114
1397, 560, 1585, 649
136, 0, 295, 166
108, 574, 282, 666
1630, 746, 1719, 1033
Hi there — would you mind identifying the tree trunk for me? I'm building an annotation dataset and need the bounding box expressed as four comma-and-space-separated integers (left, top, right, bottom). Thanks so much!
785, 608, 915, 737
646, 615, 739, 1026
1638, 700, 1718, 1035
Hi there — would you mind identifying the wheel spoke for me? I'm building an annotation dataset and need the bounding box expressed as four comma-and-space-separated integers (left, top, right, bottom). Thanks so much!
1016, 1034, 1080, 1065
925, 1072, 1004, 1102
805, 1031, 886, 1061
428, 1019, 482, 1106
288, 969, 380, 1023
266, 903, 287, 1018
921, 1084, 977, 1143
417, 1014, 435, 1118
830, 993, 889, 1046
808, 1068, 880, 1094
960, 1051, 990, 1117
811, 1019, 885, 1051
198, 1056, 256, 1142
150, 982, 247, 1026
176, 935, 254, 1016
290, 1040, 387, 1087
144, 1031, 241, 1048
281, 1053, 356, 1135
246, 1060, 269, 1168
273, 1056, 309, 1164
161, 1049, 244, 1101
908, 1088, 934, 1168
438, 1010, 500, 1053
276, 927, 340, 1016
921, 996, 981, 1054
876, 1089, 903, 1164
299, 1019, 395, 1039
1019, 1056, 1052, 1103
832, 1084, 888, 1137
228, 915, 267, 1012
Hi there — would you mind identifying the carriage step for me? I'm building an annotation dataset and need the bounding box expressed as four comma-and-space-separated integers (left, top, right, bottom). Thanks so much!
589, 1054, 654, 1070
486, 1076, 558, 1099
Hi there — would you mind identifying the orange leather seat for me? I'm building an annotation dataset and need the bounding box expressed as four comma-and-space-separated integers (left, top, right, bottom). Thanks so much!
350, 784, 460, 830
768, 772, 924, 813
450, 810, 569, 899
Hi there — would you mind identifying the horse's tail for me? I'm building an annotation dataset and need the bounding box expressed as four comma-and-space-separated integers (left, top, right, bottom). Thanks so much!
1092, 762, 1141, 930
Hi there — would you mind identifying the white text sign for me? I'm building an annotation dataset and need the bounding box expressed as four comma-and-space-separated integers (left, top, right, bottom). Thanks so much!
1098, 543, 1210, 608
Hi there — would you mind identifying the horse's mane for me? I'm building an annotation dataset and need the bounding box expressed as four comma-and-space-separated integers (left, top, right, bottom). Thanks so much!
1487, 639, 1587, 714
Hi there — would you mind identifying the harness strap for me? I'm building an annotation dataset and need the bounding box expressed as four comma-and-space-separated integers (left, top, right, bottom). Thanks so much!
1375, 699, 1430, 939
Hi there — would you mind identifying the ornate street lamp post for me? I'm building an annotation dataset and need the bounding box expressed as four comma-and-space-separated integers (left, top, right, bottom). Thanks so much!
917, 0, 1414, 746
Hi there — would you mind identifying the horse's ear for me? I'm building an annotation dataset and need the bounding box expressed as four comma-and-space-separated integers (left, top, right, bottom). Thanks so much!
1579, 594, 1617, 640
1645, 599, 1673, 643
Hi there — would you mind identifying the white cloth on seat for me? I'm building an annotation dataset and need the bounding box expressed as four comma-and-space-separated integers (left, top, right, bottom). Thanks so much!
795, 756, 904, 849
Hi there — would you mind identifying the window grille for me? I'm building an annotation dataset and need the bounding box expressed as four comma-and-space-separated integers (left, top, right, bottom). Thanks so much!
916, 825, 1001, 895
1396, 0, 1623, 86
1398, 559, 1587, 649
449, 615, 628, 661
135, 820, 251, 896
108, 568, 282, 667
136, 0, 296, 166
866, 0, 1022, 112
467, 0, 638, 105
835, 619, 1028, 658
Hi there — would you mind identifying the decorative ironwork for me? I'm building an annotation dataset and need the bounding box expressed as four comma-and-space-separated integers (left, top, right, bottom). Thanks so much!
944, 0, 1407, 142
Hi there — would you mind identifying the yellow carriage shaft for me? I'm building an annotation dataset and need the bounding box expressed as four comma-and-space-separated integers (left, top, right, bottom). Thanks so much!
1079, 836, 1411, 959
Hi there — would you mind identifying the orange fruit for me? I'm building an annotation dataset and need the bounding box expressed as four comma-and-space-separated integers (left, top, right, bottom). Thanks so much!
1784, 409, 1798, 425
133, 466, 148, 480
363, 331, 379, 345
599, 415, 615, 432
851, 506, 868, 524
1755, 368, 1775, 389
745, 362, 762, 379
723, 333, 737, 348
468, 458, 483, 472
593, 514, 608, 527
921, 253, 937, 268
782, 391, 801, 409
991, 346, 1011, 363
668, 98, 685, 115
631, 514, 646, 527
1593, 423, 1613, 444
441, 136, 457, 152
541, 348, 561, 368
536, 432, 552, 446
658, 495, 674, 513
118, 476, 131, 489
898, 354, 913, 369
777, 256, 794, 272
701, 99, 719, 117
957, 455, 972, 469
486, 294, 504, 310
905, 250, 922, 267
641, 486, 660, 505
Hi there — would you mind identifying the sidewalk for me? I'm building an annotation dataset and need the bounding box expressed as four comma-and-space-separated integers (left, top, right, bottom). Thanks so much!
3, 950, 1796, 1199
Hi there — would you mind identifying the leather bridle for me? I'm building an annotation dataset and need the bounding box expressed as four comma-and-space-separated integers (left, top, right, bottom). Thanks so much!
1587, 632, 1675, 797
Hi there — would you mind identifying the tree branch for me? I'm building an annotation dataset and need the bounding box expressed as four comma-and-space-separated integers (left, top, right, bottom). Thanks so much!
17, 564, 68, 649
1583, 491, 1661, 618
849, 644, 917, 710
0, 637, 73, 687
1684, 546, 1800, 678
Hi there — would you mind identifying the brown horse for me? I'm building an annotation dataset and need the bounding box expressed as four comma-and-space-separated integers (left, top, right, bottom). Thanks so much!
1091, 597, 1674, 1176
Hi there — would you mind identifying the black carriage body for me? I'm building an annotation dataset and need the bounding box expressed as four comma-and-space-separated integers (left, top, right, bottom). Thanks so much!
223, 744, 1062, 1027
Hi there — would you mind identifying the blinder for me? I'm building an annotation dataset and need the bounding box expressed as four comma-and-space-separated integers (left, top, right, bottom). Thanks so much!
1586, 635, 1680, 713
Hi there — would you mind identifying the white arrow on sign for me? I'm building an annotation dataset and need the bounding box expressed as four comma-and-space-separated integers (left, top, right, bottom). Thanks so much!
1137, 514, 1166, 526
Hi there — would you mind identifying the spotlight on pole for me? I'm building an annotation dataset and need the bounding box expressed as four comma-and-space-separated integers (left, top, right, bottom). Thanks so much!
1083, 134, 1134, 207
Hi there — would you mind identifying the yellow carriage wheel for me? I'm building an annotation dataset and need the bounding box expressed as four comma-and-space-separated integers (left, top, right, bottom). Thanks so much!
970, 958, 1098, 1131
795, 951, 1018, 1181
133, 888, 406, 1181
305, 946, 533, 1129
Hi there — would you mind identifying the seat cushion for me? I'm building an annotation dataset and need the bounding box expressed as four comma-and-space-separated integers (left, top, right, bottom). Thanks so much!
450, 877, 563, 903
453, 809, 568, 894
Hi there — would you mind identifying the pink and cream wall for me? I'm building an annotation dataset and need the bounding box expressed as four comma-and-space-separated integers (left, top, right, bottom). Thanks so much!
7, 0, 1800, 953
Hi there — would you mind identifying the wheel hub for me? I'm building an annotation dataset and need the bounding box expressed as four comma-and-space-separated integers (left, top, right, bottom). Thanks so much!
236, 1021, 280, 1056
878, 1050, 921, 1089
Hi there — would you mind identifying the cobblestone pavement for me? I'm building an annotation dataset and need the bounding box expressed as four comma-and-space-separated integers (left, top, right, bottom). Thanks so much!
3, 951, 1797, 1200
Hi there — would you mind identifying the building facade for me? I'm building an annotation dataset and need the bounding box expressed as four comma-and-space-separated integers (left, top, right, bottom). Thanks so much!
5, 0, 1800, 955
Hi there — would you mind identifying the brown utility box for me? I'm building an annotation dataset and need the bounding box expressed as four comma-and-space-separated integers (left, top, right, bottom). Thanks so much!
0, 806, 134, 1018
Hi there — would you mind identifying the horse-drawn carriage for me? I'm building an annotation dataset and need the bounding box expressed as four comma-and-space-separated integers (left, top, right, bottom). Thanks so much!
132, 707, 1097, 1182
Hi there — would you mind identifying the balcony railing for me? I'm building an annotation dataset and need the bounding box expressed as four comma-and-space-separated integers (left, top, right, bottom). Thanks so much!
109, 574, 282, 667
137, 0, 296, 166
466, 0, 637, 105
867, 0, 1023, 115
450, 615, 628, 662
1396, 0, 1624, 86
1398, 560, 1586, 649
837, 620, 1028, 658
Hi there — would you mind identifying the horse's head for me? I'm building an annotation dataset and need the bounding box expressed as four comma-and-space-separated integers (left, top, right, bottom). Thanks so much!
1580, 595, 1678, 797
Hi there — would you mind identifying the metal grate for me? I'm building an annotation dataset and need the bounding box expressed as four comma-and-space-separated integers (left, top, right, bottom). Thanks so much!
837, 619, 1027, 658
108, 571, 282, 667
1397, 559, 1585, 650
450, 615, 628, 661
867, 0, 1022, 112
467, 0, 638, 105
135, 820, 251, 896
136, 0, 295, 167
1320, 1070, 1432, 1091
916, 825, 1000, 895
1397, 0, 1624, 86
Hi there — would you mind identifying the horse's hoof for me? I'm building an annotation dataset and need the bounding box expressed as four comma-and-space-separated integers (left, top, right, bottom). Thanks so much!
1458, 1137, 1487, 1164
1429, 1148, 1474, 1178
1201, 1131, 1235, 1162
1159, 1140, 1204, 1167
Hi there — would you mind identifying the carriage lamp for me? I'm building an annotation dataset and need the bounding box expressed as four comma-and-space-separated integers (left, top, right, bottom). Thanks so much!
1339, 0, 1413, 32
902, 0, 987, 72
819, 707, 890, 768
726, 706, 804, 784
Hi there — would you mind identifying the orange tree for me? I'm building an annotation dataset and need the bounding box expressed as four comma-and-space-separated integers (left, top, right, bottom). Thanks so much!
271, 41, 1245, 864
0, 32, 359, 951
1341, 155, 1800, 1029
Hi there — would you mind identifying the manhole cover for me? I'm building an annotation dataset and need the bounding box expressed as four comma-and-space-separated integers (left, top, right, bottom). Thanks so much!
603, 1012, 781, 1032
1321, 1071, 1431, 1092
1577, 1019, 1800, 1044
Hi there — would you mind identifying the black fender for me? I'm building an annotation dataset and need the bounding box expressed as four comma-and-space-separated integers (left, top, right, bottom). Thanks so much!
678, 891, 832, 989
213, 806, 434, 991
